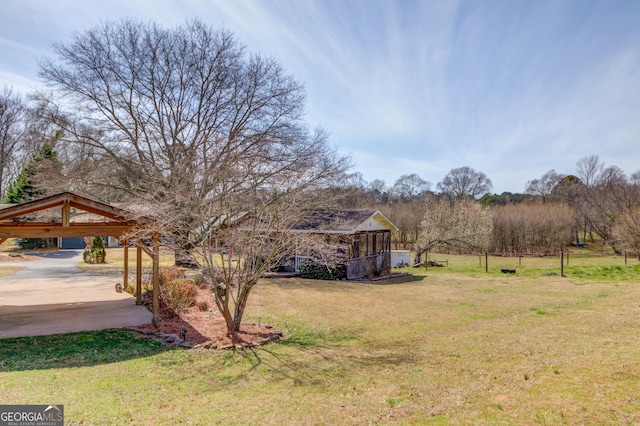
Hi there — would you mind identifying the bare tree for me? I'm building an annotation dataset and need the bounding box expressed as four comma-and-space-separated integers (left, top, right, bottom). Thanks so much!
335, 172, 372, 208
391, 173, 431, 202
367, 179, 388, 204
576, 155, 604, 188
573, 157, 639, 252
607, 171, 640, 259
415, 195, 493, 264
437, 166, 493, 202
39, 19, 349, 331
490, 202, 575, 256
524, 169, 566, 203
0, 87, 26, 200
614, 207, 640, 260
379, 199, 424, 250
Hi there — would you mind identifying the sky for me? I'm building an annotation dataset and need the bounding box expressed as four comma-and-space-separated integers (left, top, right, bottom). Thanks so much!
1, 0, 640, 194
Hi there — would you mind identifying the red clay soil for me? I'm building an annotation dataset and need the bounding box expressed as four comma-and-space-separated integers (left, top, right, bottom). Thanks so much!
135, 287, 280, 347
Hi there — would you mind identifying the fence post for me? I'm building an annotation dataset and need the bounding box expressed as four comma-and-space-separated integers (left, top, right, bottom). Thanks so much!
485, 252, 488, 273
560, 251, 564, 277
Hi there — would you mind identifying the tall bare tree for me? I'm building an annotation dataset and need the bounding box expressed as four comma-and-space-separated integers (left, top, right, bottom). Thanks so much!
379, 199, 424, 250
524, 169, 566, 203
614, 206, 640, 260
437, 166, 493, 202
0, 87, 26, 200
576, 155, 604, 188
39, 19, 349, 331
573, 156, 639, 252
367, 178, 389, 204
391, 173, 431, 202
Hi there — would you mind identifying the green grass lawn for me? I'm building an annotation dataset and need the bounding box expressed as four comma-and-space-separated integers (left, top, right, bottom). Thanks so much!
2, 252, 640, 424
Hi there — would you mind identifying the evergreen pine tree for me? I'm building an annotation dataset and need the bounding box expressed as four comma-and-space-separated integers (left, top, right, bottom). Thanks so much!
3, 144, 60, 248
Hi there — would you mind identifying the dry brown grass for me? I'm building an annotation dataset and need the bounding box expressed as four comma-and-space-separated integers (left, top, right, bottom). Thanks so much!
238, 272, 640, 425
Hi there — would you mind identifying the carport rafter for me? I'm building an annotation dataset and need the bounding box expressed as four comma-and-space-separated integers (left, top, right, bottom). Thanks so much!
0, 192, 161, 321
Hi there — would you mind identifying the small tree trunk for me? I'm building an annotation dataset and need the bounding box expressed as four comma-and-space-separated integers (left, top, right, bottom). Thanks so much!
230, 280, 256, 332
221, 306, 234, 334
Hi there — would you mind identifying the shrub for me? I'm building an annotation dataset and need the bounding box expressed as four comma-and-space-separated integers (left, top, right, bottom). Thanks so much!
160, 277, 198, 315
301, 262, 347, 280
190, 273, 208, 288
15, 238, 57, 249
83, 236, 106, 263
160, 267, 183, 285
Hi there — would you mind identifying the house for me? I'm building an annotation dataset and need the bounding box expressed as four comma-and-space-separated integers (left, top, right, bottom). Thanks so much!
290, 209, 398, 280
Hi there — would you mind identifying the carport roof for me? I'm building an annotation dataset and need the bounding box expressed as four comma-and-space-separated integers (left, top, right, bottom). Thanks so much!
0, 192, 144, 239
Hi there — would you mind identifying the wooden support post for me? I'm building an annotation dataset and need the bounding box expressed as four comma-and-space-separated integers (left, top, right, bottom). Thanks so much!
136, 246, 142, 305
560, 251, 564, 277
625, 251, 628, 265
61, 200, 70, 227
485, 252, 488, 273
122, 243, 129, 292
152, 234, 160, 322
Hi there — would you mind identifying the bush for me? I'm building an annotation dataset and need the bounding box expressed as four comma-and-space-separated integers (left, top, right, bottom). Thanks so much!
159, 267, 183, 285
189, 273, 208, 288
15, 238, 57, 249
301, 262, 347, 280
160, 274, 198, 315
83, 237, 106, 263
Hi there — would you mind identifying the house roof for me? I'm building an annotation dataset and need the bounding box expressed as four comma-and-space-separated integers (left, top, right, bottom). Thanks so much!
291, 209, 398, 234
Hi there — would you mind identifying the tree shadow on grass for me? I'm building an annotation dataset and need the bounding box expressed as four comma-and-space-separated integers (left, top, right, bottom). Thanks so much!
206, 341, 340, 388
206, 334, 421, 390
263, 274, 427, 293
197, 318, 390, 388
0, 328, 171, 372
363, 274, 427, 285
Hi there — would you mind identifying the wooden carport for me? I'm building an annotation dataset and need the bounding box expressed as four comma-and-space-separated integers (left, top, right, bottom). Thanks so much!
0, 192, 161, 321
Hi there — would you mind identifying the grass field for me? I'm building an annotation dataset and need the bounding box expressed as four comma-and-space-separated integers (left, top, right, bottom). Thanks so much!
1, 251, 640, 424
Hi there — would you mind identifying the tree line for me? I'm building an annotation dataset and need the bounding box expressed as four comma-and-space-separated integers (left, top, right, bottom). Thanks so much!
333, 157, 640, 260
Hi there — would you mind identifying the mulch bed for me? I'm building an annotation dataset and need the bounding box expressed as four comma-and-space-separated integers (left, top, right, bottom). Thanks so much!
131, 287, 282, 349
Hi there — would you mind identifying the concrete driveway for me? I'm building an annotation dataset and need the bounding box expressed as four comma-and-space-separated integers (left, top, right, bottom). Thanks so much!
0, 250, 153, 339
